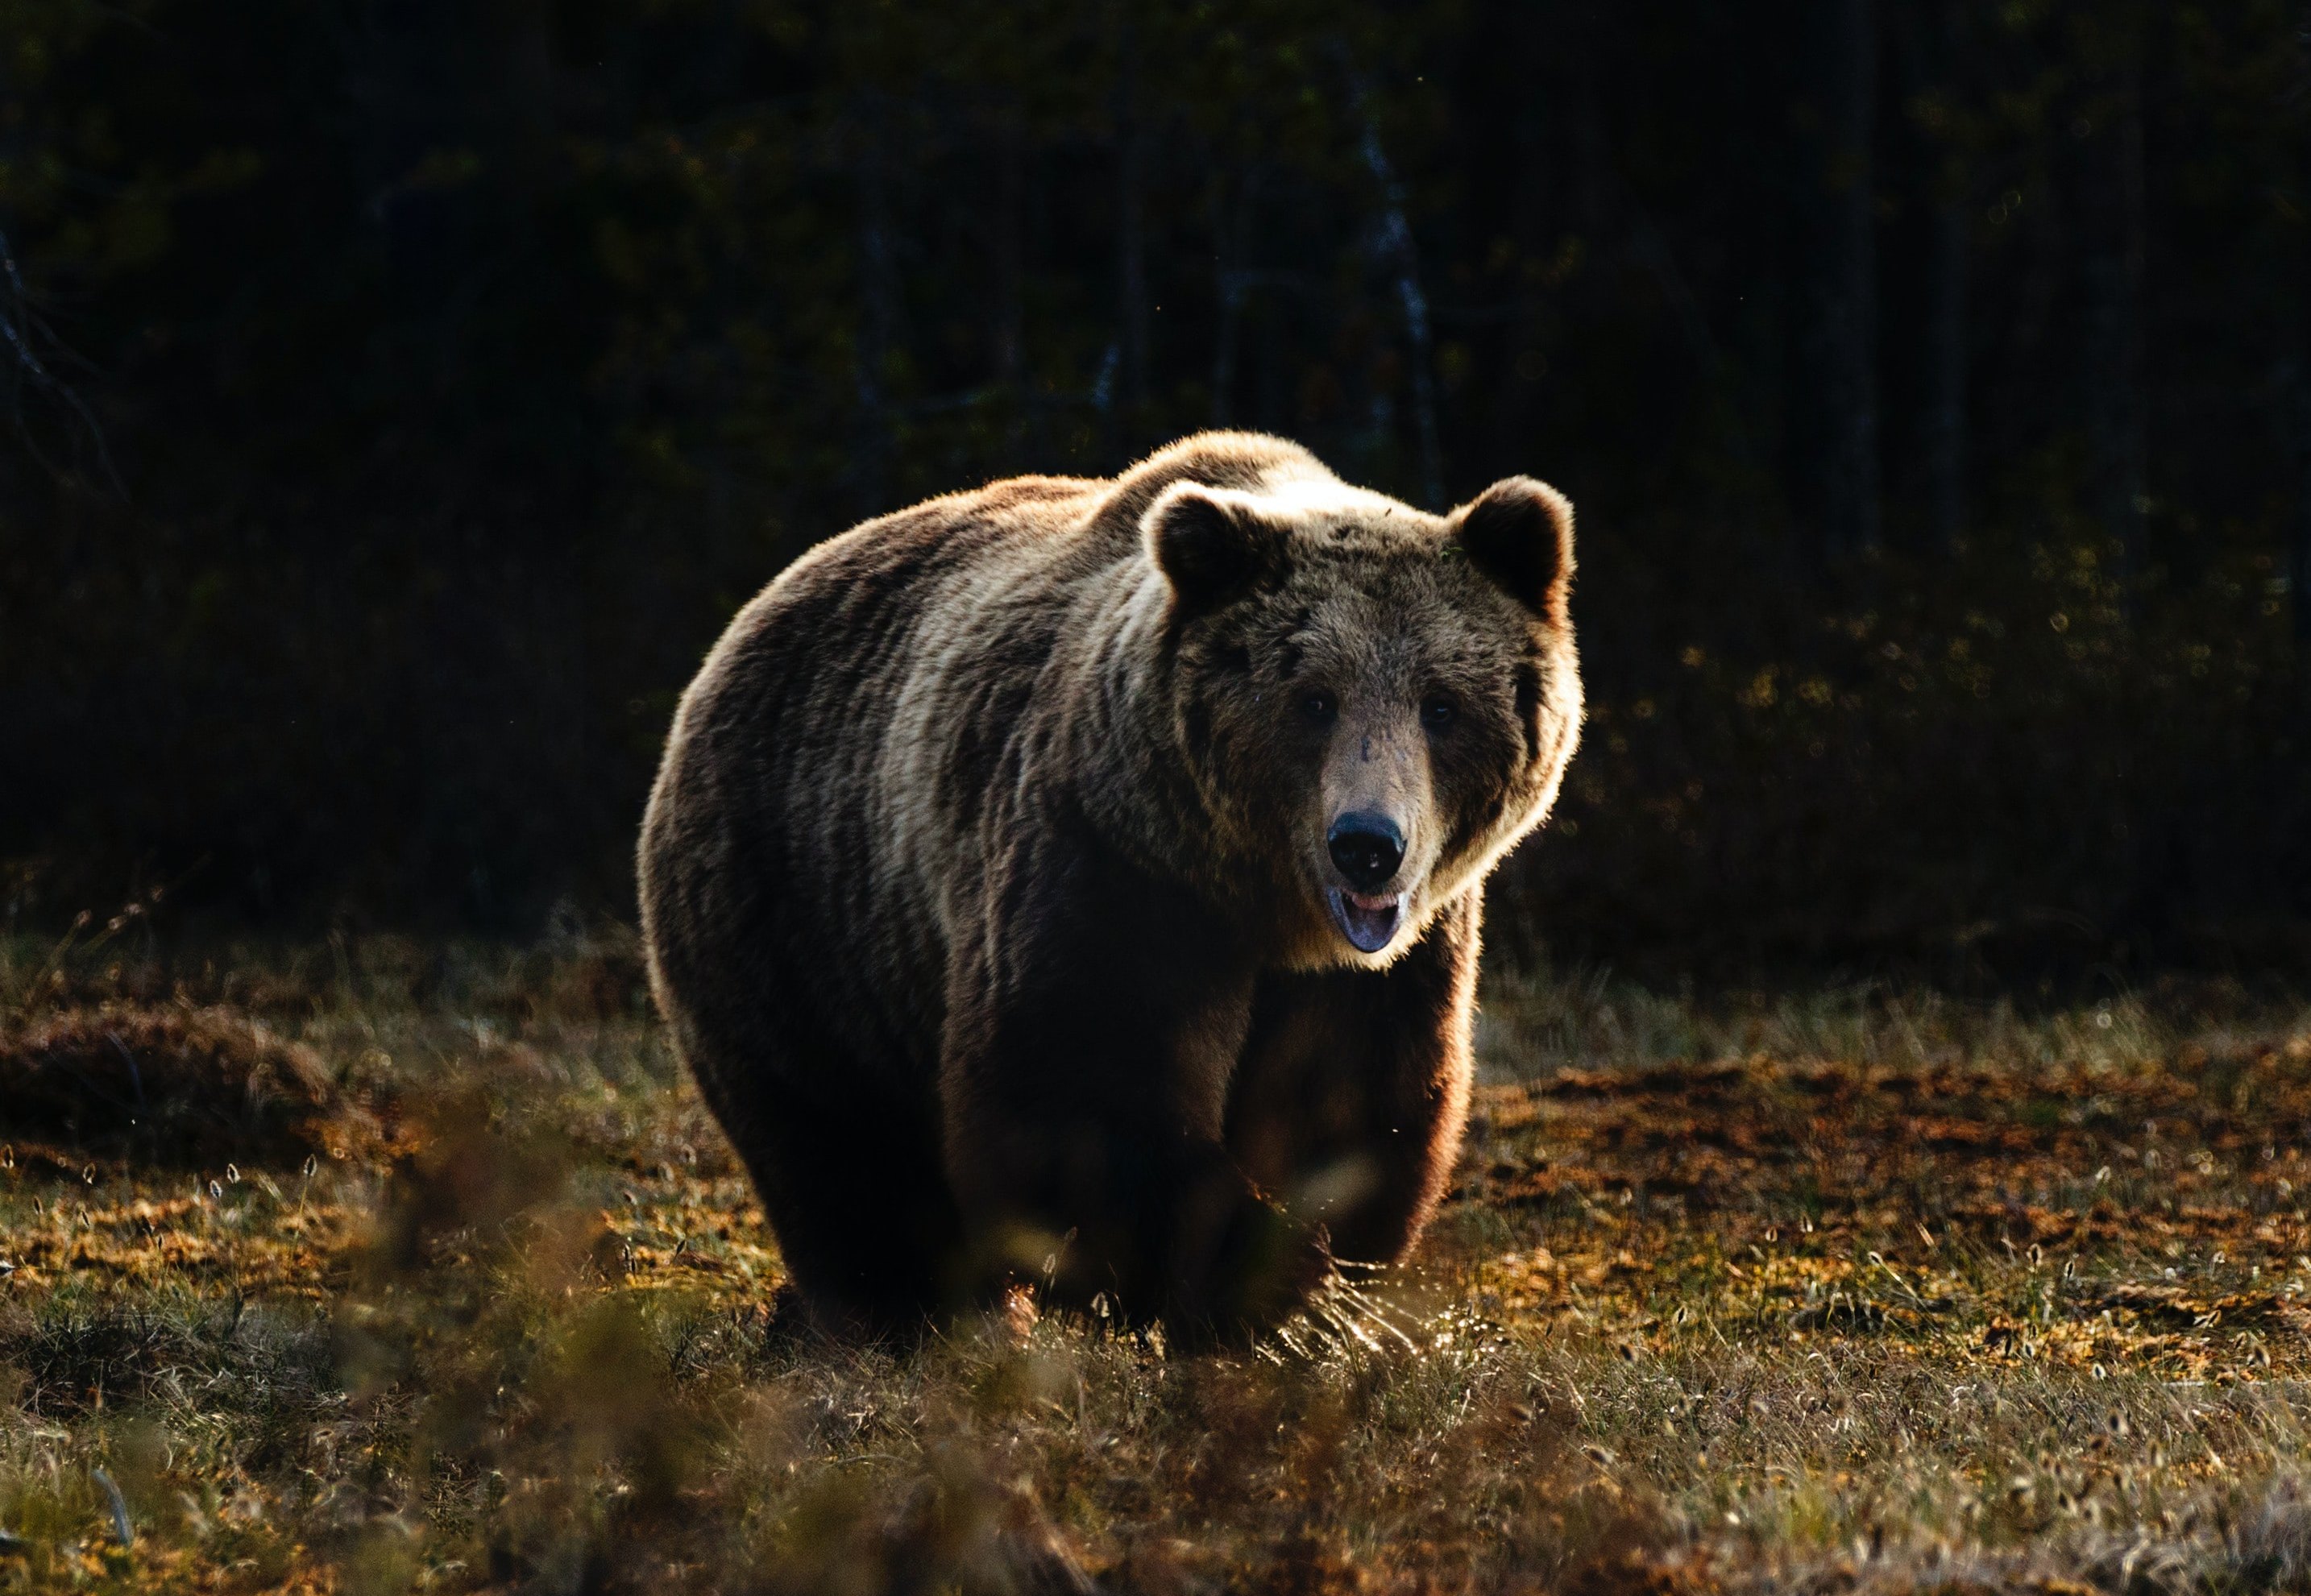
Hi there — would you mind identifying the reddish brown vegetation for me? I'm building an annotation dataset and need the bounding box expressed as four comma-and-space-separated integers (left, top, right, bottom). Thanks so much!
0, 1005, 370, 1167
1464, 1036, 2311, 1376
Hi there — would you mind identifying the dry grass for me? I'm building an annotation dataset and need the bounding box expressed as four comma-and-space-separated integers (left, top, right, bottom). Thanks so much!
1, 933, 2309, 1593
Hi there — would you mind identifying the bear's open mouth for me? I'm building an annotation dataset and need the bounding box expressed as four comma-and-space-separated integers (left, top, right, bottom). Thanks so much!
1327, 888, 1405, 954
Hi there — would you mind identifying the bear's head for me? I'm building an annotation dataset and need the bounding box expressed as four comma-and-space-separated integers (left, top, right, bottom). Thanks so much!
1143, 470, 1583, 968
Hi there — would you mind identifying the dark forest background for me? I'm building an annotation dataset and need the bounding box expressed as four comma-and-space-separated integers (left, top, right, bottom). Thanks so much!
3, 1, 2309, 977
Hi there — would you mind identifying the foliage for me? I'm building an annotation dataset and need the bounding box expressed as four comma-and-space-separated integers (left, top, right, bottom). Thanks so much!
1508, 533, 2307, 974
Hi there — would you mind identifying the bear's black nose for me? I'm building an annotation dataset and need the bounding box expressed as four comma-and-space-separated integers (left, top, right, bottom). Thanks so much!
1327, 812, 1405, 893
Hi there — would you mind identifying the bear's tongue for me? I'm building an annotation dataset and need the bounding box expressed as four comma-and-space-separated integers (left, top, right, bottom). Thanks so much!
1330, 889, 1404, 954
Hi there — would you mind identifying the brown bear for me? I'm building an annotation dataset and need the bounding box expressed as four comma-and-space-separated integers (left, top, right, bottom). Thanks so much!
638, 432, 1580, 1341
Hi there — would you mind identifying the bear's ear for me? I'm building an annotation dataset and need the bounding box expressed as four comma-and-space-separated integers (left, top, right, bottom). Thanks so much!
1143, 482, 1288, 616
1448, 475, 1575, 625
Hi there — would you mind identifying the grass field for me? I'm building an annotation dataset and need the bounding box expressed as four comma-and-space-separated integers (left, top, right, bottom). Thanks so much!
3, 930, 2311, 1594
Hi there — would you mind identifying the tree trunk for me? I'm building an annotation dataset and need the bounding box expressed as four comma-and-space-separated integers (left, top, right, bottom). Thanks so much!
1793, 0, 1882, 565
991, 123, 1024, 391
2081, 35, 2148, 590
1923, 193, 1968, 553
990, 107, 1027, 467
2293, 282, 2311, 649
2294, 105, 2311, 647
2292, 367, 2311, 647
1916, 0, 1968, 554
853, 108, 898, 517
1115, 39, 1151, 419
2296, 482, 2311, 650
1209, 169, 1254, 429
1341, 46, 1443, 508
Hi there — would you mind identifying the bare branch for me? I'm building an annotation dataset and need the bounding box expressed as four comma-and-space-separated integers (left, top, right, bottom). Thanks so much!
0, 219, 122, 493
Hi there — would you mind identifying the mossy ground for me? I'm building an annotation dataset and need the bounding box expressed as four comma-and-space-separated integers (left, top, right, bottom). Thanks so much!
3, 934, 2309, 1593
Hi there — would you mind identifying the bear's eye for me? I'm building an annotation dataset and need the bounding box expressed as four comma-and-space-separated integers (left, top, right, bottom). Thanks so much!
1420, 692, 1458, 732
1299, 689, 1338, 727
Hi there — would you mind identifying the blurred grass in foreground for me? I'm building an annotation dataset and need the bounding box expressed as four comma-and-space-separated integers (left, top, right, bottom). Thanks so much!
1, 933, 2309, 1593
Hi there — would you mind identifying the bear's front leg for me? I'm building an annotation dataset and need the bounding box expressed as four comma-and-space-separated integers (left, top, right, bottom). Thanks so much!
938, 822, 1329, 1337
1226, 891, 1480, 1271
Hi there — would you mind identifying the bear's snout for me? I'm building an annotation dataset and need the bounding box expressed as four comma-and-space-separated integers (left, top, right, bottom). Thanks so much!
1325, 811, 1410, 955
1326, 810, 1405, 893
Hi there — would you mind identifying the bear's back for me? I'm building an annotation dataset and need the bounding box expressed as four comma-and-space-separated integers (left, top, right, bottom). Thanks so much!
641, 433, 1331, 1100
641, 473, 1110, 1088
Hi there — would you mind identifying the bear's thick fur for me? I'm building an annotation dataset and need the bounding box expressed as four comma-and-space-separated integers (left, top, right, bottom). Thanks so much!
639, 433, 1581, 1339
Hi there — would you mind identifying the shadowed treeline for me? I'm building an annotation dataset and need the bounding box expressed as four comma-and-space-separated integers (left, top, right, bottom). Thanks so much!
2, 2, 2306, 970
